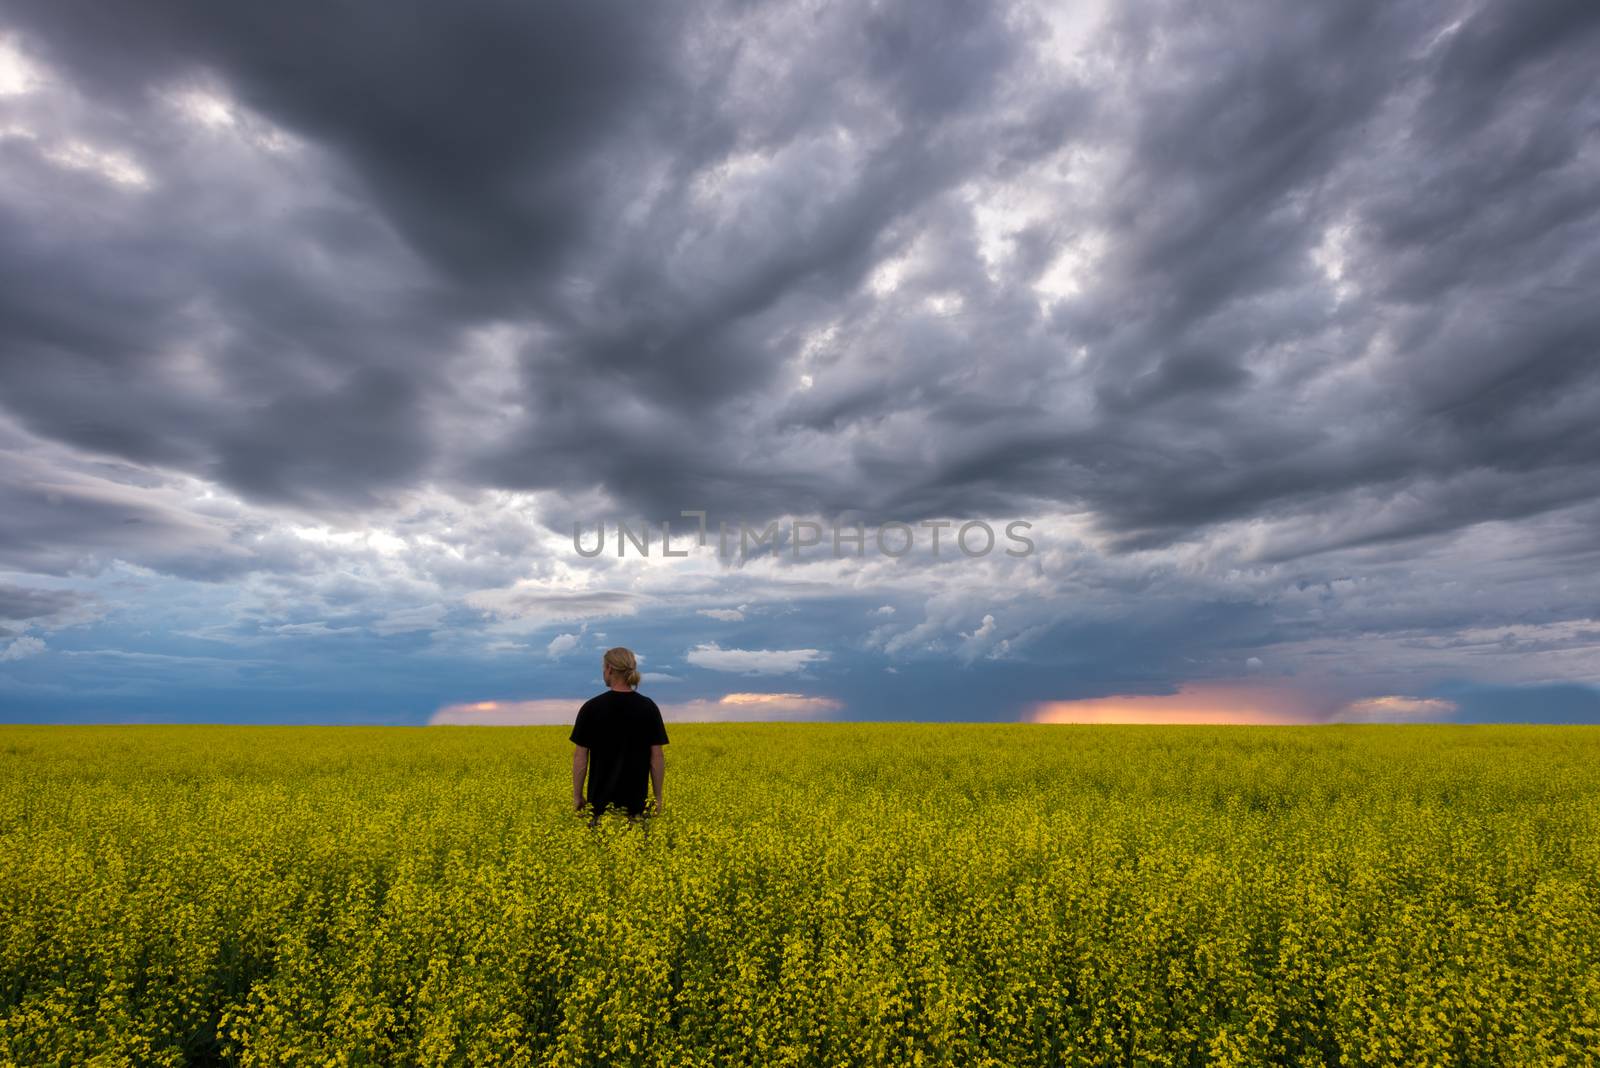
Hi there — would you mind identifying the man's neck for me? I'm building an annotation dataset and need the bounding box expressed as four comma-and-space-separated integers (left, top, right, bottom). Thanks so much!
608, 684, 634, 693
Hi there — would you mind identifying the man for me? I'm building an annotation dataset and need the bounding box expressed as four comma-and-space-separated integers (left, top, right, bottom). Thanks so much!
570, 646, 668, 826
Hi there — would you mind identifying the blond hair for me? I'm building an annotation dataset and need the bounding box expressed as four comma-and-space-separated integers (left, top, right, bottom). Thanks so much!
603, 647, 641, 689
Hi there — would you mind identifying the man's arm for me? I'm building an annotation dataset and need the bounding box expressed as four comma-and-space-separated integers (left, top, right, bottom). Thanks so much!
572, 746, 589, 809
649, 744, 665, 811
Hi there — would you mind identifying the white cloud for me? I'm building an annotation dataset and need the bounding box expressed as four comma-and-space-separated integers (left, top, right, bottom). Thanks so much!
428, 698, 580, 726
272, 622, 341, 637
372, 603, 446, 635
1332, 696, 1458, 722
42, 140, 150, 188
685, 641, 827, 675
168, 88, 236, 128
955, 612, 1012, 660
465, 579, 639, 627
698, 607, 745, 621
659, 692, 841, 721
0, 635, 45, 661
0, 34, 43, 97
547, 632, 580, 658
428, 690, 839, 725
874, 605, 895, 615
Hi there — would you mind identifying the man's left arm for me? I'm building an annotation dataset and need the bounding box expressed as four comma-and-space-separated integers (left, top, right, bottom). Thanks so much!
572, 746, 589, 809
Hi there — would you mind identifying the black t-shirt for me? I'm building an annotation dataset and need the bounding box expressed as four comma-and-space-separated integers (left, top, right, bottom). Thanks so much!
570, 690, 669, 815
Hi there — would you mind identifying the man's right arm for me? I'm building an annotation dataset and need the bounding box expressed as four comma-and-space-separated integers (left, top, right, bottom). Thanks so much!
572, 746, 589, 809
649, 744, 665, 811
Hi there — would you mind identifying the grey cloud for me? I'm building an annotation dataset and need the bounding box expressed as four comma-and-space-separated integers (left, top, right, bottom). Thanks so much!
0, 0, 677, 521
0, 583, 92, 632
0, 453, 259, 580
0, 114, 465, 514
0, 0, 1596, 631
4, 1, 681, 293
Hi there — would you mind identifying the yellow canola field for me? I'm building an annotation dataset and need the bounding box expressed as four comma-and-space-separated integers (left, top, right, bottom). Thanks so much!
1, 722, 1597, 1066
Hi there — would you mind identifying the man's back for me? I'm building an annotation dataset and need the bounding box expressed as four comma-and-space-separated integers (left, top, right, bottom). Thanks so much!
570, 690, 669, 815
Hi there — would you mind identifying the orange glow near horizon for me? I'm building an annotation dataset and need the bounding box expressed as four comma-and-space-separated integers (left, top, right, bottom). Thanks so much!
1026, 681, 1329, 725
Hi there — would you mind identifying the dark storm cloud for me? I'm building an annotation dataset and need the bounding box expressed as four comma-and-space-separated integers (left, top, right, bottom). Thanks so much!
461, 0, 1083, 519
1, 0, 1597, 569
0, 583, 90, 637
1029, 0, 1600, 554
1432, 681, 1600, 725
4, 1, 678, 294
0, 0, 681, 524
0, 102, 463, 512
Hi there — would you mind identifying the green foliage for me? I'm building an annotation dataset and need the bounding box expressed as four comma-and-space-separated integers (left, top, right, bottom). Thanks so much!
1, 722, 1597, 1065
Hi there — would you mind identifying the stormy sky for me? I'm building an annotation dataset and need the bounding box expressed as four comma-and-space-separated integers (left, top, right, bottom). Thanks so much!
3, 0, 1599, 725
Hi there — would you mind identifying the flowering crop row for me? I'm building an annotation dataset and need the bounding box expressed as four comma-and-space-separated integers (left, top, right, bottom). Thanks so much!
1, 722, 1597, 1065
